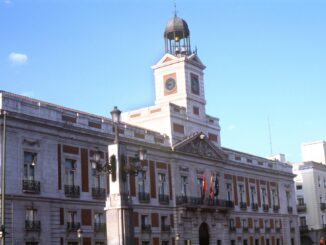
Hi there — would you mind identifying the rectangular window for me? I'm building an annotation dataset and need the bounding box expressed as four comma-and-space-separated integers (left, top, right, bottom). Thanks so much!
65, 159, 76, 186
298, 197, 304, 205
190, 73, 200, 95
243, 240, 248, 245
193, 106, 199, 115
181, 176, 188, 196
300, 216, 306, 226
217, 241, 221, 245
138, 171, 146, 193
68, 211, 77, 224
250, 186, 256, 203
158, 173, 166, 195
239, 184, 244, 203
261, 188, 267, 204
266, 239, 270, 245
208, 133, 218, 142
296, 185, 302, 190
94, 213, 104, 224
286, 191, 291, 206
230, 240, 235, 245
173, 123, 184, 134
255, 239, 259, 245
162, 242, 169, 245
226, 183, 232, 201
197, 178, 203, 197
141, 215, 149, 226
26, 209, 37, 222
271, 189, 276, 206
24, 152, 37, 180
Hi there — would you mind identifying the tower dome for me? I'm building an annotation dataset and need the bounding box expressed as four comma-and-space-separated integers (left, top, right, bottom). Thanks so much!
164, 15, 191, 56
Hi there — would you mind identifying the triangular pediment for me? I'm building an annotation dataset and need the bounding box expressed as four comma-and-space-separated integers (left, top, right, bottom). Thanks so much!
155, 53, 178, 66
173, 132, 225, 160
187, 53, 205, 68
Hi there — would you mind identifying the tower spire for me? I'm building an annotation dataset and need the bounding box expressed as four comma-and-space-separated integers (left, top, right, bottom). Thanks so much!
174, 0, 177, 16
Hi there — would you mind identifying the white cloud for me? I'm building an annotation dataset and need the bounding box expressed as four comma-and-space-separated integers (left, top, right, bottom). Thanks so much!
227, 124, 236, 130
8, 52, 28, 64
19, 91, 34, 97
3, 0, 12, 5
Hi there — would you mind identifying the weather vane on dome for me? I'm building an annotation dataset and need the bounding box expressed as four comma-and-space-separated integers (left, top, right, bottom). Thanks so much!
174, 0, 178, 17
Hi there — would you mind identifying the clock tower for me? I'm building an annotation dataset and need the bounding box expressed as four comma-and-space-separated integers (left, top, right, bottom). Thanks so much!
152, 15, 207, 120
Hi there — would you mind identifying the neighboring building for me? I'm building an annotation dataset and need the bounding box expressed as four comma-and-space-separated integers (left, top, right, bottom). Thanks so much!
0, 14, 299, 245
293, 141, 326, 245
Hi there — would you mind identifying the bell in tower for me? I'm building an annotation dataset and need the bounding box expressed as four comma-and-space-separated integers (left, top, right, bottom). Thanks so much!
164, 14, 191, 56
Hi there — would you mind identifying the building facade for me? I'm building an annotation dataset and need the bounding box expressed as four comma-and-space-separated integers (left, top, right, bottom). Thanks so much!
0, 15, 299, 245
293, 141, 326, 245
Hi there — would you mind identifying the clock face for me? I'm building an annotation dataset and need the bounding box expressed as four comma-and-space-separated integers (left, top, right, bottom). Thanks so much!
165, 78, 176, 91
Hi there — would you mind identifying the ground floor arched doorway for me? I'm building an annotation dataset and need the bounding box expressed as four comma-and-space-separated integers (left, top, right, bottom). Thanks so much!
199, 222, 210, 245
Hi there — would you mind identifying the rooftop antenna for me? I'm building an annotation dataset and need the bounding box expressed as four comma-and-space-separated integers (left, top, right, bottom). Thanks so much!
267, 116, 273, 155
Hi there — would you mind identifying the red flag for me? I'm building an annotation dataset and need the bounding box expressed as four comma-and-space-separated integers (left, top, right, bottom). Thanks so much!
202, 175, 207, 195
209, 175, 214, 198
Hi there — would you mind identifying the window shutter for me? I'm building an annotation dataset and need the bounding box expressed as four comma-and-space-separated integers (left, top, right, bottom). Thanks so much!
83, 238, 91, 245
130, 173, 136, 197
133, 212, 139, 227
151, 213, 159, 227
60, 208, 64, 225
134, 237, 139, 245
81, 209, 91, 226
170, 214, 174, 228
150, 161, 156, 198
153, 237, 160, 245
81, 148, 89, 192
235, 217, 241, 228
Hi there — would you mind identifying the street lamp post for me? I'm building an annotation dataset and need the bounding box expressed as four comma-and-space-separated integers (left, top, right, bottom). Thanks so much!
77, 228, 83, 245
1, 111, 7, 245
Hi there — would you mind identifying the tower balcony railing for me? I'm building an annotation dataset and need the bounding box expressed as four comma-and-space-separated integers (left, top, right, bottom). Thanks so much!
138, 192, 150, 203
300, 225, 308, 232
141, 224, 152, 233
94, 222, 106, 233
176, 196, 234, 210
273, 205, 280, 212
92, 187, 106, 200
240, 202, 247, 210
161, 224, 171, 232
67, 222, 81, 232
297, 203, 307, 212
262, 204, 269, 212
25, 220, 41, 231
158, 194, 169, 204
64, 185, 80, 198
22, 180, 41, 194
251, 203, 258, 211
321, 203, 326, 211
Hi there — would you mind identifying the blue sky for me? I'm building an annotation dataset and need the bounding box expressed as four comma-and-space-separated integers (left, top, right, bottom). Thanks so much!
1, 0, 325, 162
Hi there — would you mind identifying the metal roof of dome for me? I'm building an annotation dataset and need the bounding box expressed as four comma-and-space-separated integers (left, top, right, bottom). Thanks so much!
164, 16, 190, 40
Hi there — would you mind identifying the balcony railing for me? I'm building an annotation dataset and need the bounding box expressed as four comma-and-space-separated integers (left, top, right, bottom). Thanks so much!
287, 206, 293, 213
64, 185, 80, 198
273, 205, 280, 212
158, 194, 169, 204
300, 225, 308, 232
25, 220, 41, 231
262, 204, 269, 212
297, 203, 307, 213
229, 226, 236, 232
251, 203, 258, 211
254, 227, 260, 233
92, 187, 106, 200
321, 203, 326, 211
265, 227, 271, 233
176, 196, 234, 209
138, 192, 150, 203
240, 202, 247, 210
67, 222, 81, 232
94, 222, 106, 233
22, 180, 40, 194
141, 224, 152, 233
161, 225, 171, 232
243, 227, 249, 233
275, 227, 281, 233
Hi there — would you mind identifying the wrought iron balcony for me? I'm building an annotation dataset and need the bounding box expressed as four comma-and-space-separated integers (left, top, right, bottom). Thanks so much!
243, 227, 249, 233
67, 222, 81, 232
141, 224, 152, 233
94, 222, 106, 233
176, 196, 234, 210
273, 205, 280, 212
297, 203, 307, 212
138, 192, 150, 203
158, 194, 169, 204
262, 204, 269, 212
287, 206, 293, 213
251, 203, 258, 211
265, 227, 271, 233
92, 187, 106, 200
161, 224, 171, 232
254, 227, 260, 233
229, 226, 236, 232
300, 225, 308, 232
22, 180, 40, 194
275, 227, 281, 233
64, 185, 80, 198
321, 203, 326, 210
240, 202, 247, 210
25, 220, 41, 231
